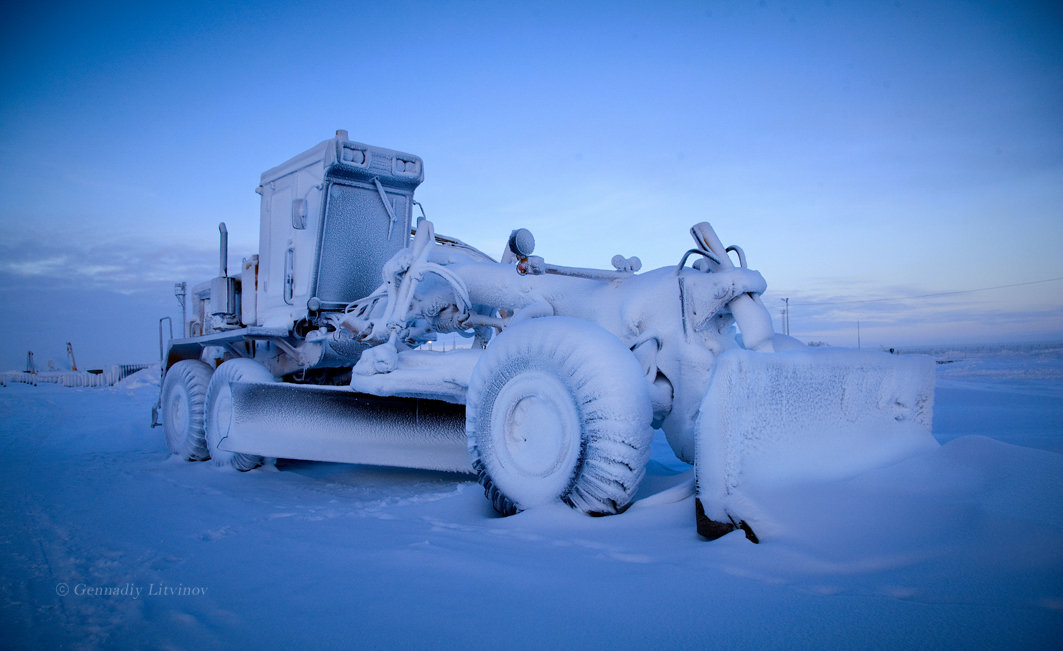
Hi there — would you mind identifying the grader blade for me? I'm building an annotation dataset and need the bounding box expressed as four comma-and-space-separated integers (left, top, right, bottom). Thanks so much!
694, 348, 937, 542
218, 381, 473, 474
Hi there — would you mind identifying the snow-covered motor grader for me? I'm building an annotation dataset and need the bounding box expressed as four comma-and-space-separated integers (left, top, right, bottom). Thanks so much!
156, 131, 936, 541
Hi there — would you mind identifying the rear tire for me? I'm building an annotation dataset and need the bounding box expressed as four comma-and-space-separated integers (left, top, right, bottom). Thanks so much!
205, 359, 275, 471
161, 360, 214, 460
466, 317, 654, 516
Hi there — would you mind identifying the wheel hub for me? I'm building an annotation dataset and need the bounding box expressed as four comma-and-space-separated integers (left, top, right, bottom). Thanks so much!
489, 371, 581, 504
169, 389, 188, 432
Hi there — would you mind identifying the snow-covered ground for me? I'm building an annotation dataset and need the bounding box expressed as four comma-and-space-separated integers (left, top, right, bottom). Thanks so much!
1, 345, 1060, 649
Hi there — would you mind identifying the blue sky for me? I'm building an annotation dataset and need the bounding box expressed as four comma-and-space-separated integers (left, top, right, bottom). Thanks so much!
1, 0, 1060, 368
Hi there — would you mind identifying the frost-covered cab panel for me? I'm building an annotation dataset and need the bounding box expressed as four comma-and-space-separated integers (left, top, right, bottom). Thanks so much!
255, 132, 423, 327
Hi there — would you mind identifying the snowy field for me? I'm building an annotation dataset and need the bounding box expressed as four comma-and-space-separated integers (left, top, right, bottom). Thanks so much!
1, 345, 1061, 649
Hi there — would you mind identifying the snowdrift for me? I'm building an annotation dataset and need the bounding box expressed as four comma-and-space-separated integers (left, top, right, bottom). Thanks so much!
0, 348, 1060, 648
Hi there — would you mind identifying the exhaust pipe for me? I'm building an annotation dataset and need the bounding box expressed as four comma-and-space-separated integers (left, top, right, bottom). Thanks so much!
219, 222, 228, 277
211, 222, 236, 317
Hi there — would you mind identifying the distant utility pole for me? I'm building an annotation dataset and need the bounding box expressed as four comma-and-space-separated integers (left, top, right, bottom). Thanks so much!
782, 298, 790, 335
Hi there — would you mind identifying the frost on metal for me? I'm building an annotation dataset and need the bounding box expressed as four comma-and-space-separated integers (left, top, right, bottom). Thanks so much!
156, 131, 936, 536
695, 349, 937, 541
338, 217, 780, 462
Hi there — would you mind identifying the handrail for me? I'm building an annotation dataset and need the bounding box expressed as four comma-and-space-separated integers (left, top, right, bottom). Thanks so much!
676, 249, 720, 274
158, 317, 173, 366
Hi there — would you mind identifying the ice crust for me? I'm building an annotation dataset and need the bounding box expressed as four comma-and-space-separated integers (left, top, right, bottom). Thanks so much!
350, 348, 481, 404
337, 219, 945, 524
696, 348, 938, 529
339, 220, 772, 469
225, 381, 472, 473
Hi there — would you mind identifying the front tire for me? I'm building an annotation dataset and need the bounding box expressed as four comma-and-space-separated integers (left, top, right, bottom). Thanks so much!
466, 317, 654, 516
161, 360, 214, 460
204, 359, 275, 471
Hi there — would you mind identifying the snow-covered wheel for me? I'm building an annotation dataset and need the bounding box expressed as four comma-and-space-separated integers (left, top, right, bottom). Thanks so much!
204, 359, 275, 471
161, 359, 214, 461
466, 316, 654, 516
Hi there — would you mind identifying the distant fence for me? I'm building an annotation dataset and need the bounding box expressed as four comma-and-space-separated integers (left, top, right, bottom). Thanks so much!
1, 363, 153, 388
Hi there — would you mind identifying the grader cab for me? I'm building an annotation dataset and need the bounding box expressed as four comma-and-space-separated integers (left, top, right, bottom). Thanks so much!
156, 131, 935, 541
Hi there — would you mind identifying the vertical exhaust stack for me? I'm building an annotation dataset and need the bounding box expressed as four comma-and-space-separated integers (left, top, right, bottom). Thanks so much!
219, 222, 229, 277
210, 222, 237, 319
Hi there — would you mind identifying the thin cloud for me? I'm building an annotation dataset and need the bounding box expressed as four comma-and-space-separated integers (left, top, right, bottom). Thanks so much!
0, 235, 236, 294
